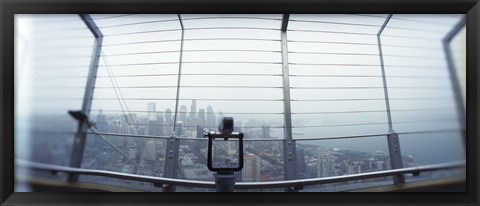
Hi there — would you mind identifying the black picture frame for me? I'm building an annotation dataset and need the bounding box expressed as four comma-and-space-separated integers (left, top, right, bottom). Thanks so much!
1, 0, 479, 206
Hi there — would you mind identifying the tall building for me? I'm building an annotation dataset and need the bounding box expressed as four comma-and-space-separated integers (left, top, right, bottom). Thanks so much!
197, 109, 206, 127
189, 99, 196, 120
147, 119, 156, 136
196, 125, 206, 139
165, 109, 172, 123
165, 109, 173, 135
145, 139, 156, 161
122, 113, 138, 135
96, 110, 108, 132
347, 162, 362, 175
317, 154, 335, 177
155, 112, 164, 136
217, 111, 224, 132
175, 121, 184, 136
296, 147, 307, 178
179, 105, 187, 123
261, 125, 270, 138
242, 153, 261, 182
147, 102, 156, 121
206, 105, 215, 130
347, 162, 362, 184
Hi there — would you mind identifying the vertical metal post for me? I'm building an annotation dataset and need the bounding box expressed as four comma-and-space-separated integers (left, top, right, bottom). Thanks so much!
68, 14, 103, 181
442, 16, 467, 147
378, 14, 394, 133
163, 135, 180, 192
172, 14, 185, 135
162, 14, 184, 192
281, 14, 297, 191
377, 14, 405, 184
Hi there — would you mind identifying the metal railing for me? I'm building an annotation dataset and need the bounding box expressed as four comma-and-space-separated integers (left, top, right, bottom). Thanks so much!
16, 159, 466, 191
64, 14, 467, 192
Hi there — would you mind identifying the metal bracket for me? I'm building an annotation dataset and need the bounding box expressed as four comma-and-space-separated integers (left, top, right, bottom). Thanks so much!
387, 132, 405, 184
163, 136, 180, 192
283, 139, 297, 190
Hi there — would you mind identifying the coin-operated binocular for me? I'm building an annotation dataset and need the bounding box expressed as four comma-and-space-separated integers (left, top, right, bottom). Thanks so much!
205, 117, 244, 192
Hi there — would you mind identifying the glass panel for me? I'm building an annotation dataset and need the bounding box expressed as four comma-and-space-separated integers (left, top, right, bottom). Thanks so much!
398, 131, 465, 183
99, 21, 180, 36
174, 99, 284, 139
182, 18, 282, 30
182, 51, 281, 62
296, 137, 393, 191
290, 14, 388, 26
15, 14, 93, 168
176, 23, 284, 139
241, 140, 284, 182
399, 131, 464, 166
212, 138, 241, 169
91, 14, 180, 138
183, 29, 281, 40
82, 134, 167, 177
182, 14, 282, 20
382, 15, 463, 135
177, 139, 212, 181
176, 139, 285, 183
90, 14, 178, 27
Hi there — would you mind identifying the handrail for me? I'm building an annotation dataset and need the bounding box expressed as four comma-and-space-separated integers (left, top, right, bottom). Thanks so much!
16, 159, 465, 190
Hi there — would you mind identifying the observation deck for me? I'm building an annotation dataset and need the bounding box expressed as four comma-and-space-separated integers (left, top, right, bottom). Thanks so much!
14, 14, 466, 192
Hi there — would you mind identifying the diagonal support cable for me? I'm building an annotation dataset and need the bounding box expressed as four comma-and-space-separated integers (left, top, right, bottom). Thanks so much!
101, 52, 140, 135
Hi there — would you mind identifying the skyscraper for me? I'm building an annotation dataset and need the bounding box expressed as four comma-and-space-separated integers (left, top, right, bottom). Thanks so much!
175, 121, 184, 137
96, 110, 108, 132
317, 154, 335, 177
147, 102, 156, 121
147, 119, 156, 136
217, 111, 224, 131
206, 105, 215, 130
261, 125, 270, 138
198, 109, 206, 127
189, 99, 196, 120
155, 112, 164, 136
179, 105, 187, 123
296, 147, 307, 178
146, 139, 156, 161
242, 153, 261, 182
165, 108, 173, 136
347, 162, 362, 184
196, 125, 206, 139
